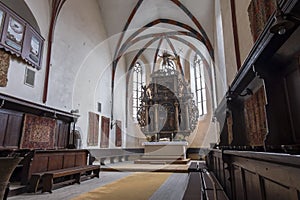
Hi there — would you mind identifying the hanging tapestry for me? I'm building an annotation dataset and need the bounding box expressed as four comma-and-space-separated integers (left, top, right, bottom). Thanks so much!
100, 116, 110, 148
88, 112, 99, 146
115, 120, 122, 147
0, 49, 10, 87
248, 0, 276, 41
244, 87, 267, 146
21, 114, 56, 149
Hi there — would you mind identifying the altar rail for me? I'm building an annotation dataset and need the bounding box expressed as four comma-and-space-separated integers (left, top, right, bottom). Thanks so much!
206, 149, 300, 200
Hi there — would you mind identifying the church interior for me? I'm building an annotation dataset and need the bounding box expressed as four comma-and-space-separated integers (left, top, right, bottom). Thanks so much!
0, 0, 300, 199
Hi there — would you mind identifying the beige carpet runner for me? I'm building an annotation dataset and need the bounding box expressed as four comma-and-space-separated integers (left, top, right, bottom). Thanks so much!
72, 172, 172, 200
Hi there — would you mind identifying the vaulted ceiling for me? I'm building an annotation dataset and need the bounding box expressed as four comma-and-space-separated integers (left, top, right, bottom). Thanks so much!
97, 0, 215, 75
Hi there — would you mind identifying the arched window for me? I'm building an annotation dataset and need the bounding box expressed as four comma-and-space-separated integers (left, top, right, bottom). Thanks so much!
192, 54, 207, 116
132, 62, 145, 119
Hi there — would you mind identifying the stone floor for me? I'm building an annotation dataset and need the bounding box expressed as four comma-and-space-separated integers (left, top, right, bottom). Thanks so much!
7, 162, 192, 200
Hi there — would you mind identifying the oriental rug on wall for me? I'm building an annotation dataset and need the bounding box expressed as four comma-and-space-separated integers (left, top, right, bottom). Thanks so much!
0, 49, 10, 87
248, 0, 276, 41
20, 114, 56, 149
244, 86, 267, 146
88, 112, 99, 146
100, 116, 110, 148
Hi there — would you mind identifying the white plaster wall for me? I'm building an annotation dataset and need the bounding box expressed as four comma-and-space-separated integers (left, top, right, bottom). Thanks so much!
48, 0, 107, 111
214, 0, 228, 105
56, 0, 126, 149
0, 0, 49, 104
215, 0, 254, 86
235, 0, 254, 65
124, 53, 149, 148
108, 56, 127, 148
219, 0, 238, 87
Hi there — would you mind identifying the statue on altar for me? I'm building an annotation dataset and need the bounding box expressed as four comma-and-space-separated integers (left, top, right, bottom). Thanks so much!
137, 52, 199, 142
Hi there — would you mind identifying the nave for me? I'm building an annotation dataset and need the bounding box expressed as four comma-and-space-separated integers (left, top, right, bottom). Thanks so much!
7, 170, 189, 200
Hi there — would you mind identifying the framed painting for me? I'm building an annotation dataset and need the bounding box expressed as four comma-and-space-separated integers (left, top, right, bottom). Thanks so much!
22, 27, 44, 69
2, 14, 25, 53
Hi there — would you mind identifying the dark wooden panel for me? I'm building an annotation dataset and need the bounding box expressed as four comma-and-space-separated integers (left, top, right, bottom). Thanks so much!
55, 120, 69, 149
233, 165, 245, 200
75, 152, 87, 166
54, 121, 60, 148
244, 170, 262, 200
115, 120, 122, 147
100, 116, 110, 148
208, 150, 300, 200
264, 72, 294, 145
264, 179, 290, 200
284, 67, 300, 142
48, 155, 63, 170
63, 154, 75, 168
0, 112, 8, 146
62, 122, 69, 147
88, 112, 99, 146
5, 113, 23, 148
30, 155, 49, 173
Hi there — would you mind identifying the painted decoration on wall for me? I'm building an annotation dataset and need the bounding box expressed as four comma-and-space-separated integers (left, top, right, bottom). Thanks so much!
0, 49, 10, 87
248, 0, 276, 41
100, 116, 110, 148
20, 114, 56, 149
115, 120, 122, 147
88, 112, 99, 146
5, 16, 24, 51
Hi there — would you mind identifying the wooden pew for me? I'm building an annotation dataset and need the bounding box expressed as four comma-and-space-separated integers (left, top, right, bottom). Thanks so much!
42, 165, 99, 193
183, 162, 228, 200
27, 149, 100, 193
201, 169, 229, 200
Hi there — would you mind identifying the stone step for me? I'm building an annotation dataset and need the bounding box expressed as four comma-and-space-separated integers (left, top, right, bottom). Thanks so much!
134, 158, 190, 165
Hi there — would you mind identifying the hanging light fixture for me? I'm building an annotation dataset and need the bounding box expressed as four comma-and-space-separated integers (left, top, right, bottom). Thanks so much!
270, 0, 295, 35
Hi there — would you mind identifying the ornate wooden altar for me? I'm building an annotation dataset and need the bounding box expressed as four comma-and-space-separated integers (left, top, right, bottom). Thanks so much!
137, 55, 198, 141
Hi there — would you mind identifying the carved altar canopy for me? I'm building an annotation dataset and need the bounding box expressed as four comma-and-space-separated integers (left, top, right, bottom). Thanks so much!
137, 54, 198, 141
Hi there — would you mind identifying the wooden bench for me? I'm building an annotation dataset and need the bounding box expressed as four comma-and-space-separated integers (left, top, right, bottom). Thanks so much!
183, 162, 228, 200
42, 165, 100, 193
27, 149, 100, 193
201, 169, 229, 200
183, 172, 203, 200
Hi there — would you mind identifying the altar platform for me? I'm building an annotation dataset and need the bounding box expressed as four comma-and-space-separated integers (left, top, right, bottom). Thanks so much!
101, 161, 190, 172
134, 141, 190, 164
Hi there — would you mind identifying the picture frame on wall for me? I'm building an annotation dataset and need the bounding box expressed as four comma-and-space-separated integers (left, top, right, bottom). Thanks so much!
0, 9, 5, 34
0, 2, 44, 69
22, 27, 44, 69
30, 35, 40, 60
4, 15, 25, 52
